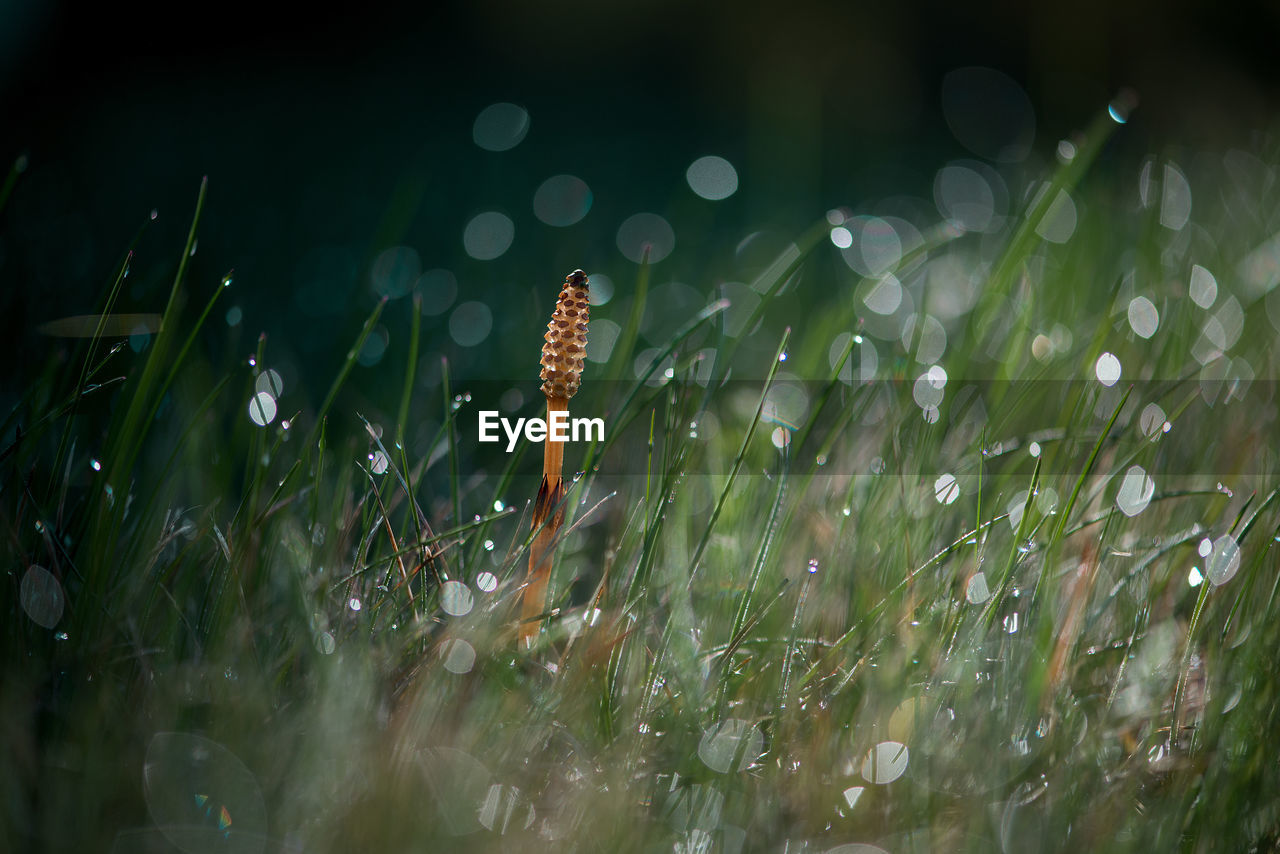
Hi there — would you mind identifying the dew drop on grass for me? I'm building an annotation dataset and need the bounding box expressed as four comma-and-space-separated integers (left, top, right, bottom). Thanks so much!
1205, 535, 1242, 586
1198, 538, 1213, 558
476, 572, 498, 593
368, 451, 389, 475
842, 507, 852, 517
483, 539, 495, 551
1188, 566, 1204, 587
493, 500, 505, 512
440, 580, 474, 617
1029, 441, 1041, 458
1095, 352, 1121, 386
348, 597, 362, 611
20, 565, 65, 629
1116, 465, 1155, 517
860, 741, 909, 784
89, 458, 101, 471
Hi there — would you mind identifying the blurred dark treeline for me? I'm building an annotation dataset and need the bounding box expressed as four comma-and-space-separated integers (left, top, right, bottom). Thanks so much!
1, 0, 1277, 415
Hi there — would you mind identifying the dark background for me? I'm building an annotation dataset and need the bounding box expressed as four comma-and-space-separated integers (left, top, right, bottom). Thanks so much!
2, 0, 1278, 409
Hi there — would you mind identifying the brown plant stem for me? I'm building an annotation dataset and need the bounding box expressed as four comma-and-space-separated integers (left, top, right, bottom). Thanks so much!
520, 396, 568, 646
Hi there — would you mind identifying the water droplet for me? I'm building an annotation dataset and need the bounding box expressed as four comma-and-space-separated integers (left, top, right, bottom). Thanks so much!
1003, 612, 1020, 634
1198, 538, 1213, 558
368, 450, 389, 475
493, 500, 505, 512
55, 631, 69, 641
1188, 566, 1204, 587
807, 558, 819, 574
347, 597, 362, 612
483, 539, 495, 551
841, 507, 852, 517
1216, 482, 1234, 497
89, 458, 101, 471
476, 572, 498, 593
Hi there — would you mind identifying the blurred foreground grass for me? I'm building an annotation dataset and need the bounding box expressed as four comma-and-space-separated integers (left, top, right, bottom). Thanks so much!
4, 102, 1280, 853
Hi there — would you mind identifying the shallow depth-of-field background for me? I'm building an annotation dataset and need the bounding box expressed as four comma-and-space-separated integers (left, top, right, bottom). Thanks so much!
4, 4, 1280, 852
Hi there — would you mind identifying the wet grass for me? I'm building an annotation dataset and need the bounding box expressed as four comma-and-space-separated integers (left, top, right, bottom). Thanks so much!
4, 103, 1280, 853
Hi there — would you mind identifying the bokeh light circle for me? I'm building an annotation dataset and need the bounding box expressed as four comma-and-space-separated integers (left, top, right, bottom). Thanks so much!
463, 212, 515, 260
473, 103, 530, 152
533, 174, 592, 226
686, 155, 739, 200
248, 392, 277, 427
616, 213, 675, 264
418, 268, 459, 316
449, 301, 493, 347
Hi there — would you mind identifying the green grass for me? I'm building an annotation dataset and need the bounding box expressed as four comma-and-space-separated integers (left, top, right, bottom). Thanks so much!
4, 106, 1280, 853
